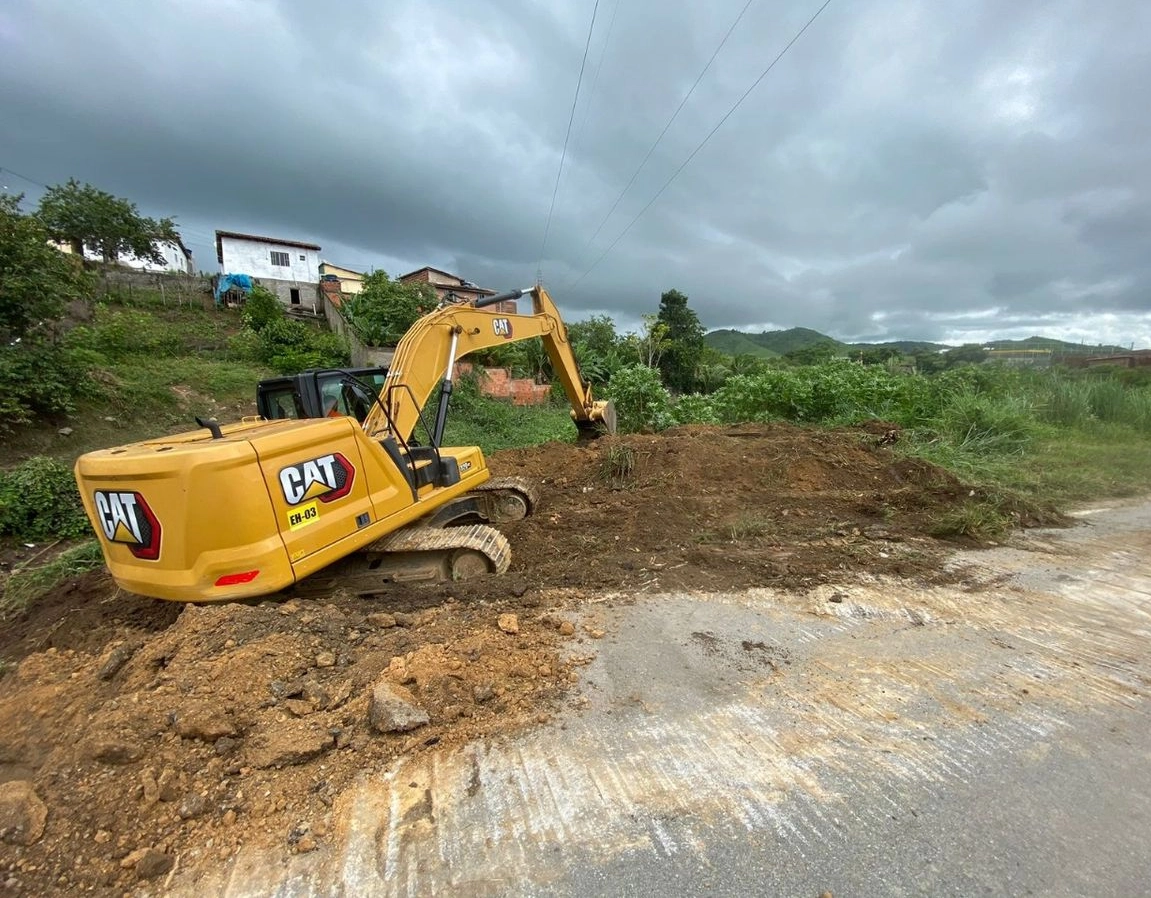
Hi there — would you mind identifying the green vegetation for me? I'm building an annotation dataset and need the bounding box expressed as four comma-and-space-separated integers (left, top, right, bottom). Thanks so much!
228, 285, 348, 374
0, 457, 89, 541
437, 374, 575, 454
2, 541, 104, 616
341, 271, 438, 346
0, 194, 97, 429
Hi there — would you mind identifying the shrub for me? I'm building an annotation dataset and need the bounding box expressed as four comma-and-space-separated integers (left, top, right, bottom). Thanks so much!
0, 457, 91, 541
241, 286, 285, 332
606, 365, 672, 432
671, 393, 720, 425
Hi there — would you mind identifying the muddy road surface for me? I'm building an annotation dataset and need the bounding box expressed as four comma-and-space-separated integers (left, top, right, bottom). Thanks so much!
165, 499, 1151, 897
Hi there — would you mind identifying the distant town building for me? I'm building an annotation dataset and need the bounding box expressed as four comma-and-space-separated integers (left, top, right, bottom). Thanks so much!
215, 230, 321, 307
398, 266, 501, 307
55, 238, 194, 275
319, 261, 364, 294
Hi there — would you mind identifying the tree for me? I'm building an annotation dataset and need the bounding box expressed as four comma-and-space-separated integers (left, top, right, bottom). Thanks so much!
0, 194, 92, 344
627, 314, 669, 369
943, 343, 989, 367
342, 271, 438, 346
655, 288, 705, 392
0, 194, 95, 427
37, 179, 178, 265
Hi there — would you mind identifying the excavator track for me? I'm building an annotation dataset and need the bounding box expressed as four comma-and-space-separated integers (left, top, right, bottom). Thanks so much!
470, 476, 540, 520
291, 523, 511, 598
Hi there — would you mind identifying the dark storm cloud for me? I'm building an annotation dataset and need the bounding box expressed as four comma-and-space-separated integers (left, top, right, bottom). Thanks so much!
2, 0, 1149, 345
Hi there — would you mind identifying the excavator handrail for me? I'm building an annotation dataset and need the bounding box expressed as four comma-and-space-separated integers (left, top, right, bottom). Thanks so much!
362, 285, 613, 443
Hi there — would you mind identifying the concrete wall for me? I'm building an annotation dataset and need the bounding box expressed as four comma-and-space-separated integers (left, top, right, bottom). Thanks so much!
257, 277, 321, 310
219, 236, 320, 284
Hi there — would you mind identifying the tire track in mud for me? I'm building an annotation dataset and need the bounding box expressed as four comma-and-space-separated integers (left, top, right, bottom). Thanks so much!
182, 502, 1151, 897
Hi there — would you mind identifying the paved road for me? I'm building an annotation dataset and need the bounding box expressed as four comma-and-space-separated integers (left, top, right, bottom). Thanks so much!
181, 501, 1151, 897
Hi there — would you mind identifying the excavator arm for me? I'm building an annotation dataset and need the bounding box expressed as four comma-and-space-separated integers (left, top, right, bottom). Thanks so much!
364, 285, 616, 444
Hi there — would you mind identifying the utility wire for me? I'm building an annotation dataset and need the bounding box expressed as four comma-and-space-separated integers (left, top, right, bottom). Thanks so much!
537, 0, 602, 281
570, 0, 623, 155
568, 0, 834, 290
0, 166, 50, 191
572, 0, 758, 272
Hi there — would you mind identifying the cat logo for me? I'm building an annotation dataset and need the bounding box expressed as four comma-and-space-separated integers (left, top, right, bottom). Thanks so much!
94, 490, 162, 560
493, 318, 512, 339
279, 452, 355, 506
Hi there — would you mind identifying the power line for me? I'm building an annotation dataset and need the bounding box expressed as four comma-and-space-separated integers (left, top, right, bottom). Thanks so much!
537, 0, 602, 281
572, 0, 758, 274
0, 165, 50, 191
570, 0, 623, 156
568, 0, 835, 290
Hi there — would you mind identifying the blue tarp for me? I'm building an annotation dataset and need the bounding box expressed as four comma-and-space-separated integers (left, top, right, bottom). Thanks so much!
214, 273, 254, 303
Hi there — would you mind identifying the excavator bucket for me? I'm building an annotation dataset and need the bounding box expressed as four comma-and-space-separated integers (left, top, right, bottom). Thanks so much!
575, 400, 618, 440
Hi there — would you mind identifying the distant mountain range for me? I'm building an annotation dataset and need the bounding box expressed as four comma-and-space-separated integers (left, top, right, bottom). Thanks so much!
703, 327, 1131, 358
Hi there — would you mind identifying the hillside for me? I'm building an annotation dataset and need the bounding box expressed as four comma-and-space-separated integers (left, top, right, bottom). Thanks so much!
704, 327, 841, 357
706, 328, 1136, 358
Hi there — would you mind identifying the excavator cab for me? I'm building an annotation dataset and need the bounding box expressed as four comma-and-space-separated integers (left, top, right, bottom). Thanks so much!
256, 367, 386, 422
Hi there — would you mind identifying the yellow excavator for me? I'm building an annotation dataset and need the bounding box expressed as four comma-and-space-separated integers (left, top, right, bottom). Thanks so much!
73, 286, 616, 602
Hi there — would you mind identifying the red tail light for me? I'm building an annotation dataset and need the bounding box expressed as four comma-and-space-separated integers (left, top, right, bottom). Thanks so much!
214, 570, 260, 587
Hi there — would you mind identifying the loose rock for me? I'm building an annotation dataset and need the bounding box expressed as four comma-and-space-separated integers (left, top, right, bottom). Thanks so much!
314, 651, 336, 668
366, 612, 397, 629
368, 681, 430, 734
135, 849, 174, 880
0, 781, 48, 846
173, 704, 236, 742
497, 613, 520, 635
90, 739, 142, 765
558, 621, 576, 637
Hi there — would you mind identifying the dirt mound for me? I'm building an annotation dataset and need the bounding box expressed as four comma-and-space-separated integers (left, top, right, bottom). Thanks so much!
1, 596, 585, 894
0, 423, 1012, 895
486, 422, 975, 595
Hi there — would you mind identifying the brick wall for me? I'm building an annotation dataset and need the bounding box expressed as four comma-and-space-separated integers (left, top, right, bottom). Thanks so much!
457, 363, 551, 406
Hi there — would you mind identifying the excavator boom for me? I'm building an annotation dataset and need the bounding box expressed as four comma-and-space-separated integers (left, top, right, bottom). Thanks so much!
368, 285, 615, 444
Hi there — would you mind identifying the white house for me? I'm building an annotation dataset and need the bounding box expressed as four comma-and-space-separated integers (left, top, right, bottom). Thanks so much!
215, 230, 322, 307
55, 238, 194, 274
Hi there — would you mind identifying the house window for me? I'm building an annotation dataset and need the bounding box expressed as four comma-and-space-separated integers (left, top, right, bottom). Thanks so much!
290, 288, 301, 305
270, 251, 290, 267
299, 254, 306, 261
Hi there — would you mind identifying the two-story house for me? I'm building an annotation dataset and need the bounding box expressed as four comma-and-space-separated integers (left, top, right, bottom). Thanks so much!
215, 230, 321, 307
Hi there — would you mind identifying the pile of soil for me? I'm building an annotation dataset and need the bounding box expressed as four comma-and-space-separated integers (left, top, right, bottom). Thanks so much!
0, 423, 1036, 895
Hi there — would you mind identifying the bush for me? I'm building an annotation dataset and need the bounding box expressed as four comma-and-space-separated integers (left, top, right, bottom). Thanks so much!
228, 317, 349, 374
342, 272, 437, 346
606, 365, 672, 432
0, 343, 100, 431
0, 457, 91, 541
241, 286, 285, 332
671, 394, 720, 425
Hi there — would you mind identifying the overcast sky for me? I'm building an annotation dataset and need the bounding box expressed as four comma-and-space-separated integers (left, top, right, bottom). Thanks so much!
2, 0, 1149, 346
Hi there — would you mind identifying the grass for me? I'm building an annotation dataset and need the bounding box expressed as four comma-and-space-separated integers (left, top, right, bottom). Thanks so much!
600, 443, 637, 488
1, 540, 104, 617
